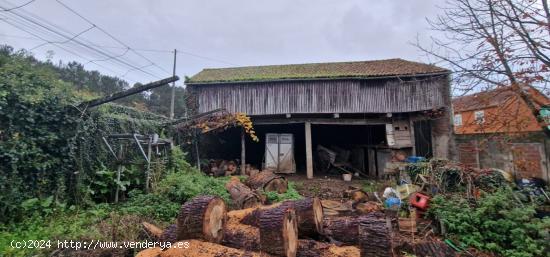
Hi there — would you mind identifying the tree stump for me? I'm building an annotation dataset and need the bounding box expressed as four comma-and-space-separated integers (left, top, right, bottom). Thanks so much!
176, 195, 226, 243
246, 171, 288, 193
259, 205, 298, 257
159, 224, 177, 243
322, 216, 359, 245
297, 239, 360, 257
357, 214, 392, 257
225, 176, 263, 209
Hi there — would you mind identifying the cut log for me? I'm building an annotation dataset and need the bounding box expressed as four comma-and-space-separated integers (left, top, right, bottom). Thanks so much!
356, 201, 382, 214
321, 200, 353, 216
176, 195, 226, 243
246, 171, 288, 193
225, 176, 263, 209
322, 216, 359, 245
259, 205, 298, 257
343, 186, 369, 205
136, 247, 162, 257
141, 222, 163, 240
297, 239, 360, 257
159, 224, 177, 243
281, 198, 323, 237
231, 198, 323, 238
222, 222, 261, 251
358, 214, 392, 257
160, 239, 271, 257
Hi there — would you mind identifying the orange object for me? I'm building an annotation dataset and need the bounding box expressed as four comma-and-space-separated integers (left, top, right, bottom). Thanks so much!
410, 193, 430, 210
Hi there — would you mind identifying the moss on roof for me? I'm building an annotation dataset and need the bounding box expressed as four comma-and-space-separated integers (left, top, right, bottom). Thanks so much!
187, 58, 449, 84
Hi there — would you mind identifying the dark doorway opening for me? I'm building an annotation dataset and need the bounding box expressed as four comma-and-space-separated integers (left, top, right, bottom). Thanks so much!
413, 120, 433, 158
311, 124, 387, 176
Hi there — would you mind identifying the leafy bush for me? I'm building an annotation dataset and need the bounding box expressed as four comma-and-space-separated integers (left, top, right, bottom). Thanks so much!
155, 168, 231, 204
116, 190, 179, 222
428, 189, 550, 257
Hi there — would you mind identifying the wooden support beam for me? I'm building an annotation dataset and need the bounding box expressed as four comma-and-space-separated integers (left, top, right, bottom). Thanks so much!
241, 128, 246, 175
305, 122, 313, 179
79, 76, 179, 108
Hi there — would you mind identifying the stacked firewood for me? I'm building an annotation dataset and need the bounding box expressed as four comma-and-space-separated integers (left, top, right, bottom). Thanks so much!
205, 159, 238, 177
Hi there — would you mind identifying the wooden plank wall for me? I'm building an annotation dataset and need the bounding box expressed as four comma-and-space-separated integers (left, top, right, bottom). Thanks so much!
192, 76, 448, 115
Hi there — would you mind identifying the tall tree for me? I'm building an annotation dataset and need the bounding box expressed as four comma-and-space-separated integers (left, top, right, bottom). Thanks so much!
417, 0, 550, 129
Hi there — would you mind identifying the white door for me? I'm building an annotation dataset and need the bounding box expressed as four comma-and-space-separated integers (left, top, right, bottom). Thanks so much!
264, 134, 279, 171
278, 134, 296, 173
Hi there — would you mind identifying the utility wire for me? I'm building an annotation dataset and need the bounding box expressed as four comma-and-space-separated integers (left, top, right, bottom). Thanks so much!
0, 14, 139, 84
0, 12, 146, 81
0, 0, 34, 11
0, 3, 146, 73
0, 32, 240, 66
55, 0, 172, 75
29, 24, 95, 50
0, 6, 163, 79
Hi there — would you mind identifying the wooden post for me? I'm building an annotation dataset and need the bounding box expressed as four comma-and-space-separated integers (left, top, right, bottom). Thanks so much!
241, 128, 246, 175
115, 144, 123, 203
305, 122, 313, 179
145, 136, 152, 192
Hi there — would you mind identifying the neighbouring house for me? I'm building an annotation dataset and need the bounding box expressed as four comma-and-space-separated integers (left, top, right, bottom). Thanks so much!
186, 59, 453, 178
453, 86, 550, 181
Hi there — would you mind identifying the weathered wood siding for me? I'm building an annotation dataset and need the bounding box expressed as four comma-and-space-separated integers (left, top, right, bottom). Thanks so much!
191, 77, 448, 115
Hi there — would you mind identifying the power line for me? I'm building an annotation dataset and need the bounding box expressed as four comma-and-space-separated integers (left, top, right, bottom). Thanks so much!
55, 0, 172, 75
0, 14, 140, 84
29, 24, 95, 50
0, 5, 163, 79
0, 0, 34, 11
0, 32, 240, 66
0, 4, 147, 72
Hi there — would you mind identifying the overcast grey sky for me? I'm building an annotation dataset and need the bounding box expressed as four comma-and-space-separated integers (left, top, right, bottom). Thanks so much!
0, 0, 446, 85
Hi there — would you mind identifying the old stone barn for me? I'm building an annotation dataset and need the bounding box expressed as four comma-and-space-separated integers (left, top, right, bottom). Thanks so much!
186, 59, 453, 178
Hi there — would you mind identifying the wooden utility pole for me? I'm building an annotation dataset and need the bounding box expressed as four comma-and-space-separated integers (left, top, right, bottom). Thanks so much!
79, 76, 179, 108
170, 49, 177, 119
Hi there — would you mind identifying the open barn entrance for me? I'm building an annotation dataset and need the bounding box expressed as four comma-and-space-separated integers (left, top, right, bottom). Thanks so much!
311, 124, 387, 177
199, 122, 402, 178
246, 124, 306, 172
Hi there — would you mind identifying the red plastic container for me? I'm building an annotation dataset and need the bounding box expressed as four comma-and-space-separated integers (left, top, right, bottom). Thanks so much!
410, 193, 430, 210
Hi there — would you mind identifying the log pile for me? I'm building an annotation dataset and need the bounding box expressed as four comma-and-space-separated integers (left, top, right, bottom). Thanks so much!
205, 159, 238, 177
137, 192, 399, 257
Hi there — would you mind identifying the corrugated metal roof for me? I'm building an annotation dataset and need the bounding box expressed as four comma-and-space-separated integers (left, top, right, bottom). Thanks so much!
187, 58, 449, 84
